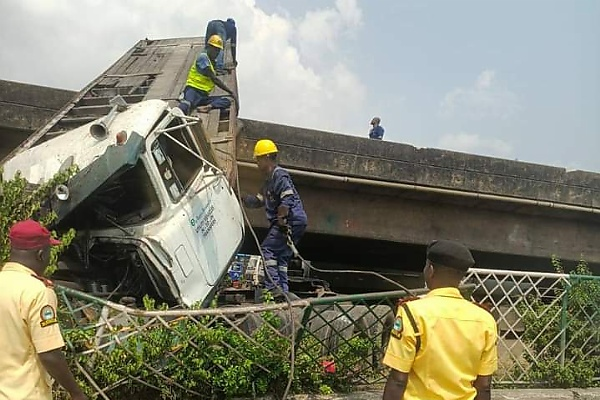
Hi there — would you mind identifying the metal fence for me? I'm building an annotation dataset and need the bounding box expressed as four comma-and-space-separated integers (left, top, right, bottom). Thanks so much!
53, 268, 599, 399
54, 286, 426, 399
463, 268, 600, 386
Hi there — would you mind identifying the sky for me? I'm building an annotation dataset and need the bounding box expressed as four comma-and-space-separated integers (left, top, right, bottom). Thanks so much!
1, 0, 598, 172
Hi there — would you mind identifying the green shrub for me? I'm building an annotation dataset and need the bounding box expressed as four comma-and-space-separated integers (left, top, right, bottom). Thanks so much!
54, 294, 386, 399
293, 334, 377, 394
0, 167, 78, 271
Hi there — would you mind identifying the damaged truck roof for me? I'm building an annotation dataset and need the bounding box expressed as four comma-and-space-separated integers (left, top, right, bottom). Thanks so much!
2, 99, 169, 223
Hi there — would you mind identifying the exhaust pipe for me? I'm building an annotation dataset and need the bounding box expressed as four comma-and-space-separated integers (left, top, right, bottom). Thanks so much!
89, 95, 129, 140
90, 106, 118, 139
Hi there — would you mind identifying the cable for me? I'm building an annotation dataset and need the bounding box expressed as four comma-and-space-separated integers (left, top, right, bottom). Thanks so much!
284, 234, 417, 298
228, 136, 418, 397
106, 262, 130, 301
233, 155, 418, 298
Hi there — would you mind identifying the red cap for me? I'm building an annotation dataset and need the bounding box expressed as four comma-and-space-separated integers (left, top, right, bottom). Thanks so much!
8, 219, 62, 250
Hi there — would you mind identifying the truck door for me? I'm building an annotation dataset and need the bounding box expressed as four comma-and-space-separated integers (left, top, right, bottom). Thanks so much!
147, 117, 243, 305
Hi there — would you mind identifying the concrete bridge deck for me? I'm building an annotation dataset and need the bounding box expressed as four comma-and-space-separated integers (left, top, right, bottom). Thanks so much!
236, 120, 600, 274
0, 80, 74, 157
238, 119, 600, 212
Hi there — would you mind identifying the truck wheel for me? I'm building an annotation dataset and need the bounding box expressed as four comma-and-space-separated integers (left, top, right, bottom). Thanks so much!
303, 309, 353, 356
350, 305, 394, 367
237, 312, 263, 336
302, 305, 394, 367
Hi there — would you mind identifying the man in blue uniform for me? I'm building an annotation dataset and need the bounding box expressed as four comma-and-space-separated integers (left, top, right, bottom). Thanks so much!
369, 117, 384, 140
178, 34, 239, 115
243, 139, 308, 295
205, 18, 237, 72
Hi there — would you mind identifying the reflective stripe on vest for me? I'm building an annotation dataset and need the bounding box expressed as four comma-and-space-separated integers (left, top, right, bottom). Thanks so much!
185, 54, 215, 93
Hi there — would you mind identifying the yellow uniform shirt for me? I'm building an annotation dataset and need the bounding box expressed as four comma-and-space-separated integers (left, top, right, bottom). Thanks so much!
383, 287, 498, 400
0, 262, 66, 400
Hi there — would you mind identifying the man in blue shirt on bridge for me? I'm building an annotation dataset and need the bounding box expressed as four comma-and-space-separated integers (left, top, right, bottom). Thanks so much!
205, 18, 237, 72
369, 117, 385, 140
243, 139, 308, 296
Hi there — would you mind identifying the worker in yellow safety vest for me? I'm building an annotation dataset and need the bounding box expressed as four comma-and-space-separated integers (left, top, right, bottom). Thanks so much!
178, 34, 239, 115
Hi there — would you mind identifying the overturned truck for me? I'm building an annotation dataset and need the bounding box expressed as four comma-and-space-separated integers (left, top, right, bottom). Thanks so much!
3, 99, 246, 307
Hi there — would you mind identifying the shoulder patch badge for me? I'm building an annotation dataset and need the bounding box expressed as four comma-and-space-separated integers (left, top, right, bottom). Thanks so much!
390, 316, 403, 339
40, 305, 58, 328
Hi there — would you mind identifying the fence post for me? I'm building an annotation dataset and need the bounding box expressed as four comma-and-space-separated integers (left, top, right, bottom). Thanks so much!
559, 279, 570, 368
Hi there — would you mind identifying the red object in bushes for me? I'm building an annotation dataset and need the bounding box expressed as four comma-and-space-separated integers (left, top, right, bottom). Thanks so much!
322, 360, 336, 374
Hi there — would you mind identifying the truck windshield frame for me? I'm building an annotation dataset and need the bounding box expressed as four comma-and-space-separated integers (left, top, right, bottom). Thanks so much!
58, 159, 162, 229
151, 117, 204, 202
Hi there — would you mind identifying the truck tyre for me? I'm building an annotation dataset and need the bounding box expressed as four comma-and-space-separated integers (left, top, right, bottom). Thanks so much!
302, 304, 394, 367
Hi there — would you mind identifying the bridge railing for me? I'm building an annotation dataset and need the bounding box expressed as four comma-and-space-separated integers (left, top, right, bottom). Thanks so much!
52, 268, 599, 399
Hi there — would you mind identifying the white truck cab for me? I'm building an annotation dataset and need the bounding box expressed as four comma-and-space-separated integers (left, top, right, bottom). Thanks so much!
2, 99, 245, 307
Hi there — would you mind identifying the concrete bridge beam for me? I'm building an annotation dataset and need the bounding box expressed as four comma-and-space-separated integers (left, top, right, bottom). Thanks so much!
0, 80, 75, 159
238, 163, 600, 265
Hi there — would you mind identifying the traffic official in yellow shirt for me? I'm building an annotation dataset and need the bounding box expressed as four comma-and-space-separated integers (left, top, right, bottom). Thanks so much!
0, 219, 87, 400
383, 240, 498, 400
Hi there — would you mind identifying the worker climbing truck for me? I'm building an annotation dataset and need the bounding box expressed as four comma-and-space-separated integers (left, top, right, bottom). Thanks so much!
2, 98, 246, 307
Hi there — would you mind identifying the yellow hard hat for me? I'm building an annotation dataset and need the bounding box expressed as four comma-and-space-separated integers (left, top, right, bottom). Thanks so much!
207, 34, 224, 49
253, 139, 278, 158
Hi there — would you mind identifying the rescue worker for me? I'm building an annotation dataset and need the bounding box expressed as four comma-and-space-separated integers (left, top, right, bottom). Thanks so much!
369, 116, 384, 140
178, 34, 239, 115
205, 18, 237, 72
242, 139, 308, 295
0, 219, 87, 400
382, 240, 498, 400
